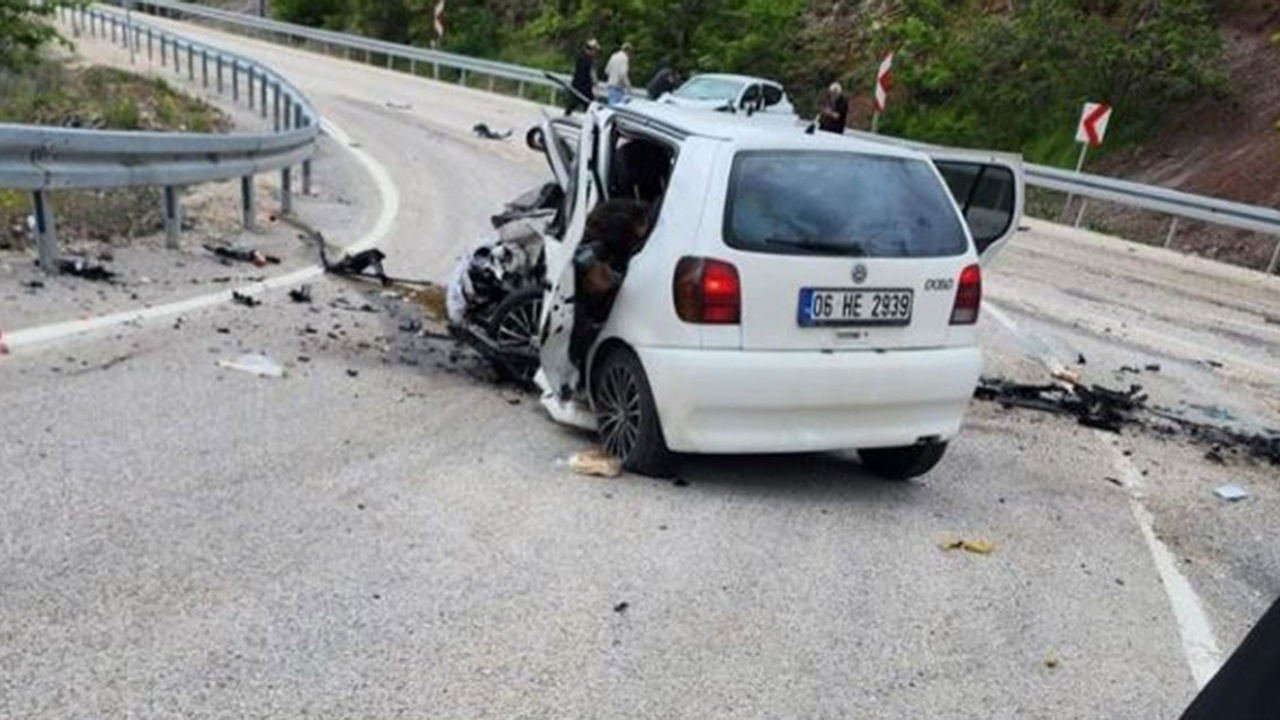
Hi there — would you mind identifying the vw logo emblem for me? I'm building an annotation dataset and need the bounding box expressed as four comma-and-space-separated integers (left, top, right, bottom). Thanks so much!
852, 263, 868, 285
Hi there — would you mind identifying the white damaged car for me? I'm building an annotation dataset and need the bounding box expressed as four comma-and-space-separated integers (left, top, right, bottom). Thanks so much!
450, 102, 1023, 479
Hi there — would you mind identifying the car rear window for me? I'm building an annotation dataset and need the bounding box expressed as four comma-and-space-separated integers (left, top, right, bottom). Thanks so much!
724, 151, 969, 258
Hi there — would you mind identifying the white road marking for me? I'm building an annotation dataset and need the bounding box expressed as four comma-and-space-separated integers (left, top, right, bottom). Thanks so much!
987, 298, 1223, 688
1102, 437, 1223, 688
3, 117, 400, 355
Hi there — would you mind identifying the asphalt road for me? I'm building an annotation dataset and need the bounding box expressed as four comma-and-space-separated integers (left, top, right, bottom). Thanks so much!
2, 12, 1277, 719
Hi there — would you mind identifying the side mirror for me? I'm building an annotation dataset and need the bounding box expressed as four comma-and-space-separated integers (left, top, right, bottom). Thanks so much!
526, 127, 546, 152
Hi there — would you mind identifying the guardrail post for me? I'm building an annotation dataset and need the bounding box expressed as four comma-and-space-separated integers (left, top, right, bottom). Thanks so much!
410, 59, 416, 75
260, 76, 268, 118
32, 191, 58, 274
160, 36, 166, 66
187, 45, 195, 80
110, 17, 117, 43
283, 95, 293, 130
281, 167, 293, 215
1073, 200, 1088, 228
162, 186, 182, 249
302, 158, 313, 196
487, 76, 495, 92
241, 176, 256, 230
272, 82, 281, 131
459, 69, 468, 85
293, 104, 302, 132
201, 49, 209, 88
517, 81, 525, 99
1163, 218, 1179, 248
1269, 238, 1280, 276
216, 55, 224, 93
232, 63, 240, 102
247, 67, 254, 108
147, 28, 153, 61
386, 53, 392, 69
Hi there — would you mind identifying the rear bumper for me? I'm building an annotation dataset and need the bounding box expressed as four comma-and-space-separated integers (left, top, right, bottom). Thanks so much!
635, 346, 982, 454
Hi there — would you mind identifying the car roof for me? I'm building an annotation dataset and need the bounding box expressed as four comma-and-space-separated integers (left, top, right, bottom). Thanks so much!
608, 102, 926, 161
684, 73, 782, 89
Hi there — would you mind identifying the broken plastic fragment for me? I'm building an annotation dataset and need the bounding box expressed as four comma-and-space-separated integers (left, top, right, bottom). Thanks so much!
568, 447, 622, 478
216, 353, 284, 378
1214, 483, 1248, 502
939, 533, 996, 555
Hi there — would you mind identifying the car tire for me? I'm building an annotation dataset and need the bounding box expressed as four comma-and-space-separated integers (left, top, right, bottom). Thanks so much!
859, 442, 948, 480
486, 286, 543, 385
592, 348, 674, 478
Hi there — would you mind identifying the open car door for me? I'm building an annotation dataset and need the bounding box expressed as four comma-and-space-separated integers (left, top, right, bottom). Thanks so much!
926, 149, 1025, 264
535, 106, 608, 425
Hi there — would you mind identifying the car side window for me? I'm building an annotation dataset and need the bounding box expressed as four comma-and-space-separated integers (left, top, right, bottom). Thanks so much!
933, 161, 1017, 254
762, 85, 783, 108
741, 84, 762, 111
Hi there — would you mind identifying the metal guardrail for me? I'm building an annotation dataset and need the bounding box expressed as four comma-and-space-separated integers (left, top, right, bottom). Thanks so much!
843, 129, 1280, 274
90, 1, 1280, 275
127, 0, 573, 105
0, 3, 319, 272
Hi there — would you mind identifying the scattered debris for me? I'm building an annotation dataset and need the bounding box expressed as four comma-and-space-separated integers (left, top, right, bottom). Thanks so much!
1051, 368, 1082, 384
613, 601, 630, 614
1144, 363, 1162, 373
288, 284, 313, 303
215, 327, 231, 334
346, 369, 359, 378
385, 100, 413, 111
231, 291, 261, 308
1204, 359, 1224, 369
203, 243, 280, 267
939, 534, 996, 555
322, 245, 390, 285
1045, 654, 1061, 670
1104, 476, 1124, 487
1076, 353, 1087, 365
55, 257, 115, 282
216, 353, 284, 378
472, 123, 512, 140
569, 447, 622, 478
1120, 365, 1142, 374
21, 280, 44, 290
977, 374, 1280, 466
1214, 483, 1249, 502
399, 319, 423, 333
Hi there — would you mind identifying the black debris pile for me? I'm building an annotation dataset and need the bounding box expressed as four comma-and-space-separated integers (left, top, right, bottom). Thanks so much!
231, 291, 261, 308
288, 284, 313, 303
976, 376, 1280, 466
204, 243, 280, 268
975, 378, 1146, 433
53, 257, 115, 282
472, 123, 512, 140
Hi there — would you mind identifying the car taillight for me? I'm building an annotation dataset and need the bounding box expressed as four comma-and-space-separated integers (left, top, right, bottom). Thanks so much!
950, 263, 982, 325
674, 257, 741, 324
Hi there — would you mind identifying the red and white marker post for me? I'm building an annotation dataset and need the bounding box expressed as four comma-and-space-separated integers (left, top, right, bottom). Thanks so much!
432, 0, 446, 47
1064, 101, 1113, 222
871, 51, 894, 134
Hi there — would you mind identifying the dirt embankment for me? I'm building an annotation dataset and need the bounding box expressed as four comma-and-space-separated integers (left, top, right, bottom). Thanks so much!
1084, 3, 1280, 270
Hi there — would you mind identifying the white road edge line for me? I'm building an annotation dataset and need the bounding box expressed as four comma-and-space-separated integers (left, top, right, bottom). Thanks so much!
986, 299, 1223, 688
3, 117, 400, 355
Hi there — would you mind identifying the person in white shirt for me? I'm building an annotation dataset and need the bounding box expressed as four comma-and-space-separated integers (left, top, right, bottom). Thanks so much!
605, 42, 632, 106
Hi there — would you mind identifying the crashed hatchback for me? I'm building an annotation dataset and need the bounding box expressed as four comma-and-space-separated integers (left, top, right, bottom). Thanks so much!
449, 102, 1023, 478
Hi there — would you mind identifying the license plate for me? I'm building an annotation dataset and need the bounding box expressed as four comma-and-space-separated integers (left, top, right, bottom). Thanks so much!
798, 288, 913, 327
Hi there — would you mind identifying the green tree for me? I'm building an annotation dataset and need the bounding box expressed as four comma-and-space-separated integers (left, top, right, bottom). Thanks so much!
0, 0, 73, 69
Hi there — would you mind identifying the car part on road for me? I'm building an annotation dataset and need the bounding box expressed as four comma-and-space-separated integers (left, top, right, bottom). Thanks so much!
592, 348, 673, 478
1213, 484, 1249, 502
203, 243, 281, 267
859, 442, 950, 480
568, 447, 623, 478
288, 284, 313, 303
54, 257, 116, 282
231, 291, 261, 308
472, 123, 512, 140
216, 353, 284, 378
976, 376, 1280, 465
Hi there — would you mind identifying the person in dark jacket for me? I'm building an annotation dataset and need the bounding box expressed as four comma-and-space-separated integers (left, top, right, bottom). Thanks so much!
567, 38, 601, 115
646, 64, 680, 100
818, 82, 849, 134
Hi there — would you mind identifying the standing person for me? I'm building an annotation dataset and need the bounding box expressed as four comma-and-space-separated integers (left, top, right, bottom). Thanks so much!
567, 38, 601, 115
818, 82, 849, 134
605, 42, 633, 106
646, 63, 680, 100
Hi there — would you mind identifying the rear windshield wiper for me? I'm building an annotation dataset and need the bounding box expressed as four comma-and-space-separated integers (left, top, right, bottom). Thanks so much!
763, 236, 867, 256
